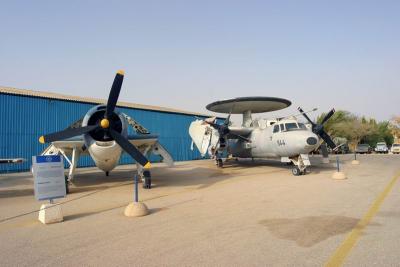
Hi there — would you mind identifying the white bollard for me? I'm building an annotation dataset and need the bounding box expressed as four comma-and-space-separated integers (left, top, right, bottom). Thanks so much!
38, 203, 63, 224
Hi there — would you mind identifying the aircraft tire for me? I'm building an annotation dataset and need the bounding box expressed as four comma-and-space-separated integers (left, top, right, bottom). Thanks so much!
143, 170, 152, 189
292, 167, 301, 176
65, 175, 70, 194
143, 177, 152, 189
217, 159, 223, 168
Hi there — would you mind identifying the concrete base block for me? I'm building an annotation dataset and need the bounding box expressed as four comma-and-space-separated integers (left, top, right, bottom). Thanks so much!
38, 203, 63, 224
322, 157, 330, 164
332, 171, 347, 180
124, 202, 149, 217
351, 160, 360, 165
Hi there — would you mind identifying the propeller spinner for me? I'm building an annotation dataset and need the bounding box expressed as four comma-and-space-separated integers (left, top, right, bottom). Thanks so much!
38, 70, 151, 168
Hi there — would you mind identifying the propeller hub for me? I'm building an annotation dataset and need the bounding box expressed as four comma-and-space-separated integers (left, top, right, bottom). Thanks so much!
100, 118, 110, 129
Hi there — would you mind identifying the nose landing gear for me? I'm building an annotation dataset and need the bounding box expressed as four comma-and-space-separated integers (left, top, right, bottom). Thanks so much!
292, 167, 307, 176
290, 155, 309, 176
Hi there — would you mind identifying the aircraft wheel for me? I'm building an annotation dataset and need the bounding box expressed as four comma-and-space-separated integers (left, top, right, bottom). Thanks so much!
143, 170, 152, 189
143, 178, 151, 189
292, 167, 301, 176
217, 159, 223, 168
106, 171, 109, 176
65, 175, 70, 194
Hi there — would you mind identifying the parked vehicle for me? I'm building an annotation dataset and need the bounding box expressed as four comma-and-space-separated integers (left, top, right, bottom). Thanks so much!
355, 144, 372, 154
391, 143, 400, 154
375, 142, 389, 154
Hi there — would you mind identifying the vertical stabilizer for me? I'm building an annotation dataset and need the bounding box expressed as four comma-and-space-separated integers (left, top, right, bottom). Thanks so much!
189, 120, 216, 157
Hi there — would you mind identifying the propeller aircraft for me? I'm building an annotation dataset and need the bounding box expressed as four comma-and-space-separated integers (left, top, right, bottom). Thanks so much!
189, 97, 337, 175
39, 70, 173, 189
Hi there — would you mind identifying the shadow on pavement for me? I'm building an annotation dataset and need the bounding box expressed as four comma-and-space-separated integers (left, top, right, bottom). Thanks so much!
259, 215, 379, 247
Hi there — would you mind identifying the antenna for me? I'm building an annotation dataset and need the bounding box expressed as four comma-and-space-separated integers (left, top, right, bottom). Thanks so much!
278, 108, 318, 121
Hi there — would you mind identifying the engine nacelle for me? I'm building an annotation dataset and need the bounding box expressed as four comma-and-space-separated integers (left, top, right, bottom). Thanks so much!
81, 105, 128, 172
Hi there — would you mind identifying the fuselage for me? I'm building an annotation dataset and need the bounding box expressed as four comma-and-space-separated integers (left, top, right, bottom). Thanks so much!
227, 119, 319, 158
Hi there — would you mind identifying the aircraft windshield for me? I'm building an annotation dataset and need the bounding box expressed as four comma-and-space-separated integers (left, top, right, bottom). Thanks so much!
298, 123, 307, 130
285, 123, 299, 131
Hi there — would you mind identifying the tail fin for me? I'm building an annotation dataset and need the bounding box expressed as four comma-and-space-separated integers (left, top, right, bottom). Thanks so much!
189, 120, 218, 157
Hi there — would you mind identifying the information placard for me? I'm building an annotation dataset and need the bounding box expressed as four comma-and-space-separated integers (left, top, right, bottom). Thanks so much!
32, 155, 66, 201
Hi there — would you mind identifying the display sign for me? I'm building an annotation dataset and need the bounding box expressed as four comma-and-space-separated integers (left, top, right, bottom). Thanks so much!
32, 155, 66, 201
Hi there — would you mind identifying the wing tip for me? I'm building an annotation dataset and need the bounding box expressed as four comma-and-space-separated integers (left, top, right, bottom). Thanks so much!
117, 70, 125, 76
144, 162, 151, 169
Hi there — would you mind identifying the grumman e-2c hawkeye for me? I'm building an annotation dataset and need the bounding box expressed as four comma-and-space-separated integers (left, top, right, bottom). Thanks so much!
189, 97, 337, 175
38, 70, 173, 189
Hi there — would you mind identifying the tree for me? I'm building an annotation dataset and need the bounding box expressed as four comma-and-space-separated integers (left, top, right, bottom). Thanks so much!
316, 110, 396, 150
316, 110, 355, 136
364, 121, 394, 146
390, 116, 400, 143
334, 118, 377, 149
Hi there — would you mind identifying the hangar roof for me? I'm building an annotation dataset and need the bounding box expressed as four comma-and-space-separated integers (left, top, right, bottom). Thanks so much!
0, 86, 212, 117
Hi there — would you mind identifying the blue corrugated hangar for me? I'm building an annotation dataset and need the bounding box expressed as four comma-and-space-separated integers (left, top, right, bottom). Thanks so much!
0, 86, 210, 173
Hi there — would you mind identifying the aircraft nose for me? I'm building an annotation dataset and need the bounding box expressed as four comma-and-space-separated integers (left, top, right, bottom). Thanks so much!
306, 136, 318, 146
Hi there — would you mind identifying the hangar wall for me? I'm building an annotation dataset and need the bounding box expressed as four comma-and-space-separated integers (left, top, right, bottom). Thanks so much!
0, 87, 210, 173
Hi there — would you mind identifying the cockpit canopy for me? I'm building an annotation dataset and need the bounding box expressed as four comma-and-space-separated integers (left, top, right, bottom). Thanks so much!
273, 121, 307, 133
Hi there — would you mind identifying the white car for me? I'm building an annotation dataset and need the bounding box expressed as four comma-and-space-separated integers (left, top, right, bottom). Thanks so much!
391, 143, 400, 154
375, 142, 388, 154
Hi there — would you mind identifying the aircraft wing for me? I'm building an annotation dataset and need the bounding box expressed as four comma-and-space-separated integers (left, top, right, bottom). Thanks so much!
42, 137, 88, 156
127, 134, 159, 146
0, 158, 25, 164
127, 134, 174, 167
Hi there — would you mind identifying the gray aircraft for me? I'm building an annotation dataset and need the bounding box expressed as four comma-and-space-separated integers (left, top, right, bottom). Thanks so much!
189, 97, 337, 175
38, 70, 173, 189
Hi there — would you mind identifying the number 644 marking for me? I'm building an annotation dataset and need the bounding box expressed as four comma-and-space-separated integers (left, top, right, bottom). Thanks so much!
277, 140, 286, 146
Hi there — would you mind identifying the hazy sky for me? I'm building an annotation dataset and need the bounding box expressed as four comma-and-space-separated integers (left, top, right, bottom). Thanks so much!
1, 0, 399, 123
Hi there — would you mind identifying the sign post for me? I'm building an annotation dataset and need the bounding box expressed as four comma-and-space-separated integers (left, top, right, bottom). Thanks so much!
134, 174, 139, 203
32, 155, 66, 224
124, 172, 149, 217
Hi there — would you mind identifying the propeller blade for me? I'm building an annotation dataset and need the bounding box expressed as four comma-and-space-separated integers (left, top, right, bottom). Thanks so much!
320, 108, 335, 125
105, 70, 124, 119
318, 129, 337, 150
320, 143, 329, 158
109, 129, 150, 168
298, 107, 316, 126
39, 125, 99, 143
204, 120, 223, 131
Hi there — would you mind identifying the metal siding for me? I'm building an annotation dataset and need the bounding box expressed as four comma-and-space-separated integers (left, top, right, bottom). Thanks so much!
0, 93, 204, 173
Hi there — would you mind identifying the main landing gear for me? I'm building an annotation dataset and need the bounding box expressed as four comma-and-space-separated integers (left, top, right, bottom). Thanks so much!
64, 175, 70, 194
216, 158, 223, 168
142, 170, 152, 189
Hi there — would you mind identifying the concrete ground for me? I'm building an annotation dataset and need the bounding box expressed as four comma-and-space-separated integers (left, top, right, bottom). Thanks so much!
0, 154, 399, 266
